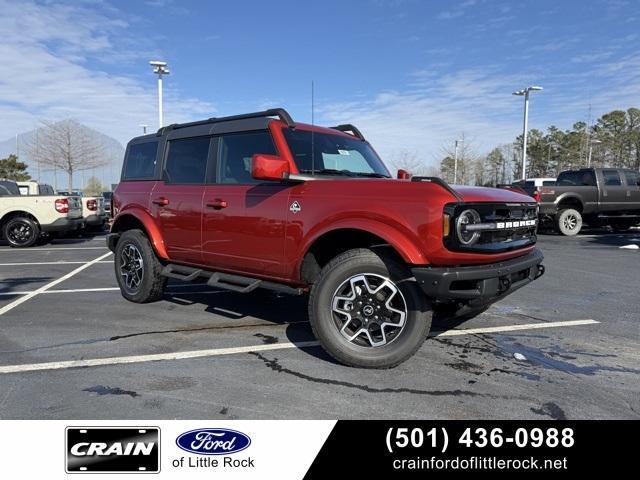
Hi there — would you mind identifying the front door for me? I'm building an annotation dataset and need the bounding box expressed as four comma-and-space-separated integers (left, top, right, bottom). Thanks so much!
202, 130, 290, 279
150, 136, 212, 265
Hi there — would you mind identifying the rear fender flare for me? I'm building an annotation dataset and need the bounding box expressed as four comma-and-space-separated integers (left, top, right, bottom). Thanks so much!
111, 208, 169, 260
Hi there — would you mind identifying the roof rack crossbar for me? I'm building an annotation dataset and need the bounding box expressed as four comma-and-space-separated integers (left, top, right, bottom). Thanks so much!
330, 124, 365, 141
157, 108, 295, 135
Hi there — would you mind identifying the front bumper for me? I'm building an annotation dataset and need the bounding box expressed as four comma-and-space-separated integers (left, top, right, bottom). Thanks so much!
40, 217, 84, 233
412, 249, 544, 304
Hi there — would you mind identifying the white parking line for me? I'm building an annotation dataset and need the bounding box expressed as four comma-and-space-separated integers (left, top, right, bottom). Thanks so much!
430, 319, 599, 336
0, 247, 107, 252
0, 319, 599, 374
0, 252, 113, 316
0, 261, 112, 266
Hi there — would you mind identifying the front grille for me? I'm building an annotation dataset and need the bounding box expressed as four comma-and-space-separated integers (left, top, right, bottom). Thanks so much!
444, 202, 538, 253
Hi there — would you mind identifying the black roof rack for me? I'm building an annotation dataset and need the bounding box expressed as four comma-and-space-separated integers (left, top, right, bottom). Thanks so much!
157, 108, 296, 135
330, 124, 365, 141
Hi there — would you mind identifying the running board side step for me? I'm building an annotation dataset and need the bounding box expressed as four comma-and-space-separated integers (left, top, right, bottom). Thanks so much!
161, 264, 304, 295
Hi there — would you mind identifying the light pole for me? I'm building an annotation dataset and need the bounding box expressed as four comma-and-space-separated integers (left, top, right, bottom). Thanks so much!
453, 138, 463, 184
587, 139, 601, 167
513, 86, 543, 180
149, 61, 170, 128
139, 124, 148, 134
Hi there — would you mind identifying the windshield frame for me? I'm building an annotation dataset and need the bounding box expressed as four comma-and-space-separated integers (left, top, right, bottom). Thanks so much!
280, 126, 391, 178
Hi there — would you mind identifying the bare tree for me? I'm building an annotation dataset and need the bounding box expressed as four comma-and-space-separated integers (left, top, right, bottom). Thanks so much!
438, 135, 478, 184
388, 149, 439, 177
25, 120, 108, 192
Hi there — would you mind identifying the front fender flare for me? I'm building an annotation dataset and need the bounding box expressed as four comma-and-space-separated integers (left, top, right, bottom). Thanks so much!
298, 218, 429, 272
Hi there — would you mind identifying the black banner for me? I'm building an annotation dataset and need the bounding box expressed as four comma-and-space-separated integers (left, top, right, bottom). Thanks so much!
305, 420, 636, 477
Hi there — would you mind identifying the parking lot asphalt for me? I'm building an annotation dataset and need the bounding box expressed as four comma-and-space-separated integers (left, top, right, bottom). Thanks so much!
0, 230, 638, 420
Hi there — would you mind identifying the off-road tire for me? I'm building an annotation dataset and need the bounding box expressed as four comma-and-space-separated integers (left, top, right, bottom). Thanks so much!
115, 229, 166, 303
556, 208, 582, 236
3, 216, 40, 248
309, 248, 432, 368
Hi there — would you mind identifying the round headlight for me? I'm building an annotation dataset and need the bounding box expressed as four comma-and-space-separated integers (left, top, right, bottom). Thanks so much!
456, 209, 481, 245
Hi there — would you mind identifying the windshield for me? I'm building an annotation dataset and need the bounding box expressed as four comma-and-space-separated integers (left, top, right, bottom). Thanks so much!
283, 129, 390, 177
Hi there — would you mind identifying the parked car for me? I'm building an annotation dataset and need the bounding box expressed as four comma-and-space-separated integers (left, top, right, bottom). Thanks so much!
16, 181, 55, 196
81, 196, 107, 231
107, 108, 544, 368
512, 177, 556, 198
57, 190, 108, 231
539, 167, 640, 235
102, 191, 113, 216
0, 180, 83, 247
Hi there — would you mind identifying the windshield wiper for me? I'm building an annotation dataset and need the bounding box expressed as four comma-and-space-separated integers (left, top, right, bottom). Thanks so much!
300, 169, 356, 176
352, 172, 391, 178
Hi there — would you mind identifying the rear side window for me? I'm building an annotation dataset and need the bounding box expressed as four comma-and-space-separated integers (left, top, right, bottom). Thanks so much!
123, 141, 158, 180
557, 171, 595, 186
217, 131, 277, 184
542, 180, 556, 186
624, 170, 640, 187
602, 169, 621, 186
164, 137, 211, 184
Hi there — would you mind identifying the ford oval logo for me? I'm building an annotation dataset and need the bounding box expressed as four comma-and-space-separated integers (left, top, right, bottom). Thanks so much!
176, 428, 251, 455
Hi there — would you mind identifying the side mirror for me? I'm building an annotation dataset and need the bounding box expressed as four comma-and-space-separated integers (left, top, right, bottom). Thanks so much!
397, 169, 411, 180
251, 154, 290, 182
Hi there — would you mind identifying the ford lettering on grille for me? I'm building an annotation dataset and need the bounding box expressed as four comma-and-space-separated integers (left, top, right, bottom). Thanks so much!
176, 428, 251, 455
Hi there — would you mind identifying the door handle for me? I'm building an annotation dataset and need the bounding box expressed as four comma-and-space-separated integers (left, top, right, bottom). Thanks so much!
152, 197, 169, 206
206, 199, 228, 209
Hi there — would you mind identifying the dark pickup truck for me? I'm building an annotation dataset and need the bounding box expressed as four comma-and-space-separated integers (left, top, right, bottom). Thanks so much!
539, 167, 640, 235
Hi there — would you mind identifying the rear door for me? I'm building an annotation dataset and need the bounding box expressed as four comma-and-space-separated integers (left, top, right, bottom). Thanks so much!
150, 135, 212, 264
622, 170, 640, 210
201, 130, 290, 278
599, 169, 627, 212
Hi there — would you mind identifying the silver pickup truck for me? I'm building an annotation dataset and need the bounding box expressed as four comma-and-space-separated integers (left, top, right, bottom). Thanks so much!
539, 167, 640, 235
0, 180, 83, 247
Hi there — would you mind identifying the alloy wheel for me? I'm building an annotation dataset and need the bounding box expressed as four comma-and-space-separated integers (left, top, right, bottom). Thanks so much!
563, 213, 578, 231
120, 243, 144, 291
331, 273, 407, 347
7, 221, 33, 245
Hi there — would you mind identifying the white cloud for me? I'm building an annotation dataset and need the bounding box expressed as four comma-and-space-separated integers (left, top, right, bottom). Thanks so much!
0, 0, 214, 147
317, 68, 528, 168
317, 48, 640, 170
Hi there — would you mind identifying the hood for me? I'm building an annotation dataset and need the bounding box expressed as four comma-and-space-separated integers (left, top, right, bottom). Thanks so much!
451, 185, 536, 204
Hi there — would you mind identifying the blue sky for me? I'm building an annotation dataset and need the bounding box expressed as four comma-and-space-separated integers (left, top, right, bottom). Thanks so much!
1, 0, 639, 185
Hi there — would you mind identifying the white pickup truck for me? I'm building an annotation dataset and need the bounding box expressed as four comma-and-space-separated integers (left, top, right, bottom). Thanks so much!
0, 180, 83, 247
56, 188, 108, 231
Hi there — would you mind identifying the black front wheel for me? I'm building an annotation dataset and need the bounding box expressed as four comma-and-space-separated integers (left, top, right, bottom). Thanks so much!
115, 229, 167, 303
3, 217, 40, 248
309, 248, 432, 369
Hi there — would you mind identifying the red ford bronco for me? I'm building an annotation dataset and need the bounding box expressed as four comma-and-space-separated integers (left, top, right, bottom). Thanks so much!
108, 108, 544, 368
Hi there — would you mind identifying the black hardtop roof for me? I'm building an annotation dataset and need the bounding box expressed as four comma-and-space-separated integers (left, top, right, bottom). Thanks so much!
127, 107, 366, 145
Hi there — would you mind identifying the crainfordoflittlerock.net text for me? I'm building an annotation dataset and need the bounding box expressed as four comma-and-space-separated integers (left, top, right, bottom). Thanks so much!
393, 456, 568, 471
